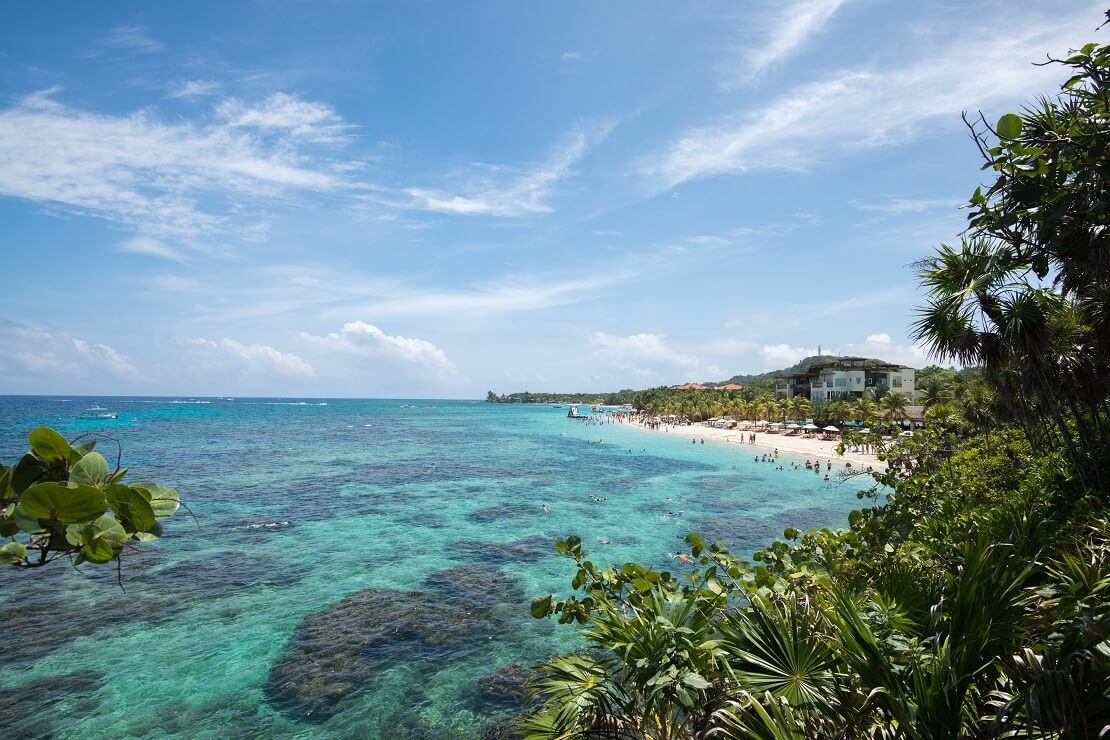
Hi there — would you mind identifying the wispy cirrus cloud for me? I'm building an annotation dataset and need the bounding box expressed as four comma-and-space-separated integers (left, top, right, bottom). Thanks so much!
649, 8, 1090, 188
215, 92, 353, 143
398, 120, 616, 217
733, 0, 848, 80
101, 26, 164, 55
119, 236, 184, 262
0, 88, 358, 250
167, 80, 222, 99
852, 197, 963, 216
338, 272, 629, 319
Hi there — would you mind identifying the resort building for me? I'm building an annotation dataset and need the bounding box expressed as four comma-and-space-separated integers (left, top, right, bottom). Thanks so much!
775, 358, 916, 403
668, 383, 745, 391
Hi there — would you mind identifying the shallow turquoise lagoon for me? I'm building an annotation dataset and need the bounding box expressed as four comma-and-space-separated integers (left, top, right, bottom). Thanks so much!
0, 397, 862, 737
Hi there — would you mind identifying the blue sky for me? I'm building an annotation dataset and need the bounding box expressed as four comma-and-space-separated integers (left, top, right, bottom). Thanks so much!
0, 1, 1104, 397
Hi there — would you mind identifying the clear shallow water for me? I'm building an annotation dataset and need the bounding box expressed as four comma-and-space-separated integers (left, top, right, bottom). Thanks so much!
0, 397, 860, 738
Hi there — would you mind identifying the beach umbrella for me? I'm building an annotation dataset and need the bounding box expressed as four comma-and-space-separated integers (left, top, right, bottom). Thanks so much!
786, 423, 799, 429
803, 423, 819, 430
822, 426, 840, 432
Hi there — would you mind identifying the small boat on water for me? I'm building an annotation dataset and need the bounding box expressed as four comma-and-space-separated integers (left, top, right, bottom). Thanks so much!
567, 406, 589, 420
82, 405, 118, 419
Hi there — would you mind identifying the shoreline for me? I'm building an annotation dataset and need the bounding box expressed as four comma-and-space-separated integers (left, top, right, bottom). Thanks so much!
622, 419, 880, 468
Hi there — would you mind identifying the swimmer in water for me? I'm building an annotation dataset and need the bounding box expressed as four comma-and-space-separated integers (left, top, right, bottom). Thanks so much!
675, 552, 694, 565
541, 504, 550, 512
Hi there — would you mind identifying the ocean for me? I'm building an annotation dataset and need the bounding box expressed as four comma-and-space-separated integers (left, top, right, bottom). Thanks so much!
0, 397, 860, 738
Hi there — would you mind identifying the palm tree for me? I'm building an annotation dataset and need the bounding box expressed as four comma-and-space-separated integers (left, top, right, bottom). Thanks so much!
880, 393, 909, 426
919, 376, 952, 411
868, 383, 891, 403
854, 399, 878, 425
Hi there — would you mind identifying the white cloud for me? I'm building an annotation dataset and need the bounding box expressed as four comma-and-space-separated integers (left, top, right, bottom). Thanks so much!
72, 338, 138, 376
741, 0, 847, 78
168, 80, 222, 99
399, 120, 615, 217
560, 51, 584, 62
866, 332, 891, 344
0, 321, 138, 381
119, 236, 183, 261
589, 332, 722, 382
0, 89, 356, 250
300, 320, 453, 372
215, 92, 352, 143
337, 273, 628, 319
185, 337, 315, 377
852, 197, 963, 215
101, 26, 164, 54
649, 9, 1091, 188
760, 343, 816, 369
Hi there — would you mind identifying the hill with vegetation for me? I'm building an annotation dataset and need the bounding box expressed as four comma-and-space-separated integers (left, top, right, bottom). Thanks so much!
487, 355, 900, 405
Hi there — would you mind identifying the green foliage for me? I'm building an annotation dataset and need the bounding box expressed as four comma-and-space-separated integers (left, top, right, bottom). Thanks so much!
914, 35, 1110, 500
519, 26, 1110, 739
0, 427, 180, 568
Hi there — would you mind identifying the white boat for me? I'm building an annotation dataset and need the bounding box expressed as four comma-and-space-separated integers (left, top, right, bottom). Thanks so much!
82, 405, 118, 419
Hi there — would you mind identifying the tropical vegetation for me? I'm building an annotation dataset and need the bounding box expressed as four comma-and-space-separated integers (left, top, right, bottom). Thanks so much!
0, 427, 180, 568
522, 28, 1110, 739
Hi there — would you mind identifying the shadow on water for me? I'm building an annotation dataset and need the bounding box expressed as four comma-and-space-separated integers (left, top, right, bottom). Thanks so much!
0, 671, 106, 737
264, 564, 531, 724
0, 550, 311, 666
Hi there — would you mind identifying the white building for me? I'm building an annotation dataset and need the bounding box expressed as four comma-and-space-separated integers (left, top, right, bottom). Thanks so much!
775, 358, 916, 402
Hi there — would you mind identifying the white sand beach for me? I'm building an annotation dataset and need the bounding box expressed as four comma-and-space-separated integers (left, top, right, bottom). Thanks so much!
629, 420, 880, 468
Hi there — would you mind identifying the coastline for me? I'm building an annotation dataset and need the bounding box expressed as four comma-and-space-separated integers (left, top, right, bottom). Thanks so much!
624, 419, 880, 468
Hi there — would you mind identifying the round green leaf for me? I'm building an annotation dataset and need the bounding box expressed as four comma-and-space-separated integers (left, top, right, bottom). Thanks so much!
70, 452, 110, 487
28, 427, 72, 462
106, 484, 156, 533
79, 537, 117, 564
996, 113, 1022, 139
18, 482, 108, 524
92, 514, 129, 545
134, 482, 180, 518
530, 595, 553, 619
0, 541, 27, 564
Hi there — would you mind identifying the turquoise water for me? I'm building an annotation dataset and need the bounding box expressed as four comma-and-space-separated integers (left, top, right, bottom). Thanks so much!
0, 397, 860, 738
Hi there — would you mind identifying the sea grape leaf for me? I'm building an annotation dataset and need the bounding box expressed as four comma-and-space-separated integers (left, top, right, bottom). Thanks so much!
67, 515, 127, 563
70, 452, 110, 487
0, 541, 26, 564
79, 537, 116, 564
67, 440, 98, 466
134, 482, 180, 518
997, 113, 1023, 139
531, 595, 553, 618
18, 482, 107, 524
11, 454, 47, 494
106, 483, 156, 533
132, 519, 163, 542
0, 466, 11, 505
28, 427, 71, 462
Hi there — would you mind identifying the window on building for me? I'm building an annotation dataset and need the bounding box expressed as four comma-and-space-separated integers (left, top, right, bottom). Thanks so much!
892, 377, 902, 388
835, 378, 846, 387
